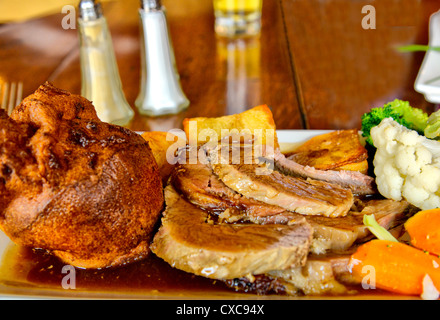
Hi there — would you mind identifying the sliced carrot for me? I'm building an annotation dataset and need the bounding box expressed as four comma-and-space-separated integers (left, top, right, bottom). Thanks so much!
349, 240, 440, 295
405, 209, 440, 256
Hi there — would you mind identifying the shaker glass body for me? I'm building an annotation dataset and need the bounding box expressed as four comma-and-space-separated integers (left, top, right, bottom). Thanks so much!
78, 17, 134, 126
136, 9, 189, 116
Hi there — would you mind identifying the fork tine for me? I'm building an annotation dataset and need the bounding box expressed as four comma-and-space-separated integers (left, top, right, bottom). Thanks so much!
9, 82, 23, 115
1, 83, 8, 110
7, 82, 16, 115
0, 82, 24, 115
15, 82, 23, 106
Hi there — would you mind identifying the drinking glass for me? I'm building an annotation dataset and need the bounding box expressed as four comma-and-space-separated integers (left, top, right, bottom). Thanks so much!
213, 0, 263, 37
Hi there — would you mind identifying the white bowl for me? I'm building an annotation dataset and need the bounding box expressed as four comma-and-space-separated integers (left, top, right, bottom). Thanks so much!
415, 9, 440, 104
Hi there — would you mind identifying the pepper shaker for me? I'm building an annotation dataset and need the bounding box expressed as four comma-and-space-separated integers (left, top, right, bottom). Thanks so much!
135, 0, 189, 116
78, 0, 134, 126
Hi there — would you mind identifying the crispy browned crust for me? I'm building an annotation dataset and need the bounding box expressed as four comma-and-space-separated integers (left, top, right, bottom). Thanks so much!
291, 129, 368, 171
0, 82, 164, 269
182, 104, 280, 148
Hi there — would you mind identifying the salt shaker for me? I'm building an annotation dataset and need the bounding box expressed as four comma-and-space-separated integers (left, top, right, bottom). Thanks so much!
135, 0, 189, 116
78, 0, 134, 126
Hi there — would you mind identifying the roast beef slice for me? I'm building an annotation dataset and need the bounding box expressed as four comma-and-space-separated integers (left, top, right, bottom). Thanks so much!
150, 185, 313, 280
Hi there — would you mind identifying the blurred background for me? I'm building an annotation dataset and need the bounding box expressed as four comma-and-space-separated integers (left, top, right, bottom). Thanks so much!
0, 0, 440, 131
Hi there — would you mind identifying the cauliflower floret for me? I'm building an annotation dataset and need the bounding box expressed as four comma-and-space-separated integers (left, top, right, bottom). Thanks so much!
401, 180, 429, 208
371, 118, 440, 210
414, 165, 440, 193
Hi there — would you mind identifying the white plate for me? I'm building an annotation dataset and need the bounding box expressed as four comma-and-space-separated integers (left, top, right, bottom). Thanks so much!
0, 129, 410, 300
415, 9, 440, 104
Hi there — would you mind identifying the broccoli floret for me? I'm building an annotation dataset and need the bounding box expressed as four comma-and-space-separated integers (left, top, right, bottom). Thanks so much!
393, 99, 429, 132
361, 99, 428, 146
425, 109, 440, 139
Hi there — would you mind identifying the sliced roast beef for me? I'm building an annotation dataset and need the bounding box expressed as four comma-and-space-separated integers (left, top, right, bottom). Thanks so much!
150, 185, 313, 280
306, 199, 413, 253
272, 148, 377, 195
206, 144, 355, 217
171, 162, 302, 224
157, 143, 412, 296
171, 158, 412, 253
173, 145, 411, 251
267, 254, 359, 296
211, 161, 354, 217
226, 254, 359, 296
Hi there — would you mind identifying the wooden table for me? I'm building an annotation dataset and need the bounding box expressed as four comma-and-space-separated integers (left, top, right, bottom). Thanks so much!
1, 0, 439, 132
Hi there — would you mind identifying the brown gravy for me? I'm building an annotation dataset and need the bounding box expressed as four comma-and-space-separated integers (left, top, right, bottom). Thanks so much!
0, 243, 233, 298
0, 242, 404, 299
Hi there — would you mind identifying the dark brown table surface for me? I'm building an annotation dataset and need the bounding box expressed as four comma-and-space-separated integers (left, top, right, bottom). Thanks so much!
1, 0, 440, 132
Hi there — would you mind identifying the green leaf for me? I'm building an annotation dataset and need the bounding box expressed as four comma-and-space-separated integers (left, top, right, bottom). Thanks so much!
363, 214, 398, 242
397, 45, 440, 52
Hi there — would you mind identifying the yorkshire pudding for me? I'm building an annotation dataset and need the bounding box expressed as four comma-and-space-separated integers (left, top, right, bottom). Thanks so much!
0, 82, 164, 269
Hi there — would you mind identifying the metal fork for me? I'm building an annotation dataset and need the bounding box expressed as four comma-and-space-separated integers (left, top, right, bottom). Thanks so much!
0, 82, 23, 115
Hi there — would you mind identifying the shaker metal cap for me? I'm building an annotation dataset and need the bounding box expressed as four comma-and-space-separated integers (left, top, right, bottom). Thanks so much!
79, 0, 103, 21
141, 0, 162, 11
